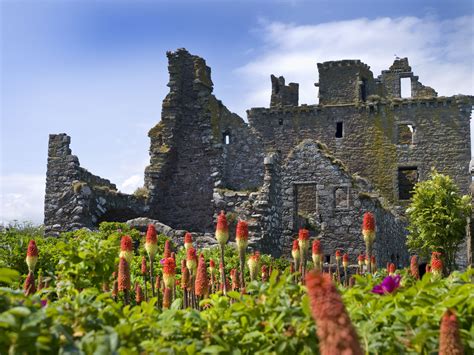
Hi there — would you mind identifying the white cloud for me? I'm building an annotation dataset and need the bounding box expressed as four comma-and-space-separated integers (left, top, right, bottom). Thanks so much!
119, 174, 143, 194
234, 16, 474, 111
0, 174, 45, 225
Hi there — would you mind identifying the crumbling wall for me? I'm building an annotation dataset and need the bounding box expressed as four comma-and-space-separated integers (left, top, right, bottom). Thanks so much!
378, 58, 437, 99
317, 60, 376, 105
44, 134, 147, 235
270, 75, 299, 107
248, 95, 472, 204
276, 139, 409, 266
144, 49, 264, 233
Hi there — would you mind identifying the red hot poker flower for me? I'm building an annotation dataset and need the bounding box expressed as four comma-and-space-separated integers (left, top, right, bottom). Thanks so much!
163, 240, 171, 259
362, 212, 376, 245
186, 247, 197, 275
215, 211, 229, 245
298, 229, 310, 251
342, 254, 349, 268
312, 240, 321, 255
209, 259, 216, 274
184, 232, 193, 250
23, 271, 36, 296
357, 254, 364, 266
305, 271, 363, 355
236, 220, 249, 251
120, 236, 134, 264
439, 309, 464, 355
118, 257, 131, 292
162, 257, 176, 289
292, 240, 300, 261
163, 287, 172, 309
141, 256, 147, 275
145, 224, 158, 259
26, 240, 39, 272
135, 284, 144, 304
261, 265, 269, 282
181, 259, 190, 290
195, 254, 209, 297
388, 263, 396, 275
335, 250, 341, 261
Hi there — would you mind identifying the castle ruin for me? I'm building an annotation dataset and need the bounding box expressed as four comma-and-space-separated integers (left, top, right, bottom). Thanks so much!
44, 49, 473, 267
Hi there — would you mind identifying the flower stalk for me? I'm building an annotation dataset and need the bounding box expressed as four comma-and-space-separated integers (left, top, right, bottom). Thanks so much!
215, 211, 229, 295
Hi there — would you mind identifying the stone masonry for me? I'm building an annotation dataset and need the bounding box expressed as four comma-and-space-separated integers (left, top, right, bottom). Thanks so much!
44, 49, 473, 267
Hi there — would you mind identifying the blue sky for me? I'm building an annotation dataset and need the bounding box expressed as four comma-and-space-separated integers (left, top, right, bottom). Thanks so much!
1, 0, 473, 224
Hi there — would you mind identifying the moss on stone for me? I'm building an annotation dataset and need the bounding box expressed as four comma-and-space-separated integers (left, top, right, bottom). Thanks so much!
72, 181, 87, 194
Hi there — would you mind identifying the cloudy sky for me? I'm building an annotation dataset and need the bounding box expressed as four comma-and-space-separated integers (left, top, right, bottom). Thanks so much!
1, 0, 473, 224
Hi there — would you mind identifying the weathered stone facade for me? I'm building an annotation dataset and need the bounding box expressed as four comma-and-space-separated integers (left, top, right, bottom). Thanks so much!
44, 49, 473, 267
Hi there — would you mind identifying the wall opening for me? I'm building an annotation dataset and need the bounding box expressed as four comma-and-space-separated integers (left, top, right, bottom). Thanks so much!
398, 167, 418, 200
397, 124, 414, 145
334, 186, 349, 209
360, 79, 367, 102
278, 118, 283, 126
223, 132, 231, 145
335, 122, 344, 138
400, 77, 412, 98
294, 183, 318, 231
325, 255, 331, 264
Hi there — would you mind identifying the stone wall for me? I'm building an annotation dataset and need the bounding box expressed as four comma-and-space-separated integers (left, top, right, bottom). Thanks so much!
144, 49, 264, 233
248, 95, 472, 205
270, 75, 299, 107
44, 134, 147, 235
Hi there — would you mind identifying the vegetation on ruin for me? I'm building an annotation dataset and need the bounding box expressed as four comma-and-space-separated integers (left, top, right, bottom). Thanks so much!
406, 170, 471, 272
1, 217, 473, 354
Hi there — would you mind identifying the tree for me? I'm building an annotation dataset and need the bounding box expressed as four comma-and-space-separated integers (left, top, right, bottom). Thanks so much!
406, 170, 471, 272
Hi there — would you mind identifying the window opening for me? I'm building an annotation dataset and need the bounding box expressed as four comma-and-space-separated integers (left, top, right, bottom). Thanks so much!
278, 118, 283, 126
398, 167, 418, 200
400, 77, 411, 98
325, 255, 331, 264
397, 124, 414, 145
223, 132, 231, 145
335, 122, 343, 138
360, 79, 367, 102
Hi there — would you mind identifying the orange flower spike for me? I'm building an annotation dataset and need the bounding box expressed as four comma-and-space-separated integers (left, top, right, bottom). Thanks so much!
410, 256, 419, 279
361, 212, 376, 244
186, 247, 197, 276
236, 220, 249, 251
181, 259, 190, 290
342, 254, 349, 269
298, 228, 310, 250
184, 232, 193, 250
26, 240, 39, 272
209, 259, 216, 276
135, 284, 144, 304
23, 271, 36, 296
195, 254, 209, 297
119, 235, 134, 264
247, 252, 260, 281
305, 271, 363, 355
388, 263, 396, 276
118, 257, 131, 292
141, 256, 147, 275
370, 255, 376, 271
163, 240, 171, 259
312, 240, 322, 269
145, 224, 158, 259
162, 287, 172, 309
162, 257, 176, 289
292, 239, 300, 262
155, 274, 161, 291
439, 309, 464, 355
230, 269, 239, 291
357, 254, 364, 267
335, 250, 341, 263
215, 211, 229, 246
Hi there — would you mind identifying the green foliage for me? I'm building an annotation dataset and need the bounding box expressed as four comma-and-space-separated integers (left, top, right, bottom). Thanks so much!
1, 224, 473, 354
406, 170, 471, 271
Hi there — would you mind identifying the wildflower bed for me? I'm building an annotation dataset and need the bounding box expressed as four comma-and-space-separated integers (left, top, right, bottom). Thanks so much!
0, 222, 473, 354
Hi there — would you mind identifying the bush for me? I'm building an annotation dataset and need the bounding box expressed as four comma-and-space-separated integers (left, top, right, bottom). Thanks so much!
406, 170, 471, 271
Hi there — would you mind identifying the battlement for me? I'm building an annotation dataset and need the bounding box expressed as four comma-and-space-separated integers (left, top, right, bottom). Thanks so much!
317, 59, 371, 71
